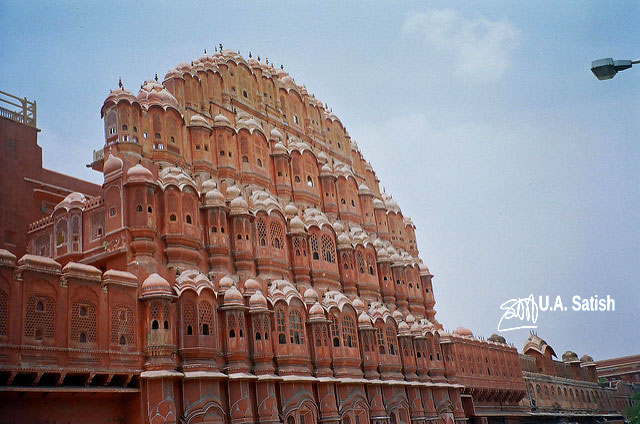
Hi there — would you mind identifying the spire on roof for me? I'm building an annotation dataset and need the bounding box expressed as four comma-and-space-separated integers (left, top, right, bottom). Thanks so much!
154, 73, 158, 81
118, 77, 123, 88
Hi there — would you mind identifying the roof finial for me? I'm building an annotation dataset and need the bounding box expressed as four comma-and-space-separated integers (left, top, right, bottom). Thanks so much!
257, 55, 260, 61
249, 51, 252, 58
118, 77, 123, 88
204, 48, 207, 54
214, 45, 218, 52
219, 43, 223, 52
154, 73, 158, 82
280, 64, 284, 69
265, 57, 269, 64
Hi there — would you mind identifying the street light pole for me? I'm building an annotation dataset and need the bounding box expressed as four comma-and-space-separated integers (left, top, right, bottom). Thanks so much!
591, 57, 640, 80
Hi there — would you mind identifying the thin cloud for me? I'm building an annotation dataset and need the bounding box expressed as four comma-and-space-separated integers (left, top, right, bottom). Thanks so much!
403, 9, 520, 82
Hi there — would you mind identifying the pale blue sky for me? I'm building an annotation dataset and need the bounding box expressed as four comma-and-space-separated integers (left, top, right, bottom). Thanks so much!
1, 1, 638, 359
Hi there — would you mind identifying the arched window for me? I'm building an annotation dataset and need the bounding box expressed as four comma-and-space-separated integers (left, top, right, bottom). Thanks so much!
366, 253, 376, 275
310, 234, 320, 260
386, 327, 397, 355
321, 234, 336, 263
270, 221, 284, 250
306, 175, 313, 187
356, 251, 365, 273
71, 300, 96, 344
376, 328, 386, 354
183, 300, 196, 337
111, 305, 134, 346
342, 316, 357, 348
25, 295, 55, 340
185, 214, 192, 224
56, 219, 67, 246
169, 214, 177, 222
330, 315, 340, 347
0, 290, 7, 337
289, 310, 304, 345
257, 218, 267, 247
199, 301, 213, 336
276, 308, 287, 344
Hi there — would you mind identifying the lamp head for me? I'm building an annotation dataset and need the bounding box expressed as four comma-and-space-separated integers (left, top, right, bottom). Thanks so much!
591, 58, 633, 80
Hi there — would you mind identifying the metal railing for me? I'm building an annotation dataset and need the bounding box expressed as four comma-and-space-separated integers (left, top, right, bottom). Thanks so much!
0, 90, 36, 128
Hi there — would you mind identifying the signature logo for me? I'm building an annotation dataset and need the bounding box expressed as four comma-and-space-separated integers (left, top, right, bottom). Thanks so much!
498, 294, 539, 331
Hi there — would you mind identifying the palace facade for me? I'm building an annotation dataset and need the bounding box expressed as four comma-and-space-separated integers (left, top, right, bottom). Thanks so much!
0, 49, 636, 424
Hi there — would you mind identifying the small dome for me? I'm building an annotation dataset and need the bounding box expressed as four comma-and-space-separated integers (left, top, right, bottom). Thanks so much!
230, 196, 249, 215
205, 188, 225, 206
284, 203, 298, 217
104, 153, 123, 175
201, 178, 217, 193
405, 314, 416, 324
376, 248, 389, 260
358, 312, 373, 327
303, 287, 319, 303
398, 321, 411, 335
352, 297, 365, 312
358, 184, 371, 195
249, 290, 268, 309
55, 192, 88, 212
332, 221, 344, 233
289, 215, 305, 233
562, 351, 580, 363
488, 334, 506, 344
372, 198, 385, 209
224, 285, 244, 305
392, 310, 404, 321
580, 354, 594, 363
320, 164, 333, 177
141, 273, 172, 296
317, 151, 328, 164
244, 278, 262, 294
126, 163, 154, 183
219, 275, 234, 290
102, 87, 137, 111
272, 141, 288, 155
270, 127, 283, 140
410, 321, 422, 335
336, 233, 352, 248
188, 114, 211, 129
214, 113, 232, 126
453, 327, 473, 337
418, 262, 432, 276
226, 185, 241, 199
309, 302, 325, 319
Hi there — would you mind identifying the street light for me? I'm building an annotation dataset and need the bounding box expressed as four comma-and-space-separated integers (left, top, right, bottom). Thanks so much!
591, 57, 640, 80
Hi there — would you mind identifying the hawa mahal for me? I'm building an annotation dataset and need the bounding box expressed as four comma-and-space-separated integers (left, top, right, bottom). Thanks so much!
0, 47, 636, 423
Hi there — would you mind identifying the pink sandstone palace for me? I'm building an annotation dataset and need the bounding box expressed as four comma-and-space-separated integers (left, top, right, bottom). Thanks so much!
0, 48, 637, 424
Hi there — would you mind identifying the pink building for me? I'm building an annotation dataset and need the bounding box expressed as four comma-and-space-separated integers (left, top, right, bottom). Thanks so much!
0, 50, 635, 424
